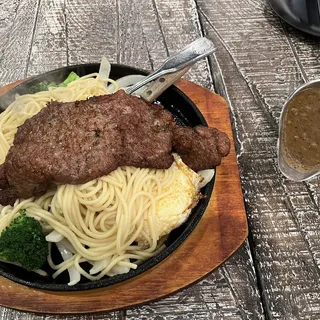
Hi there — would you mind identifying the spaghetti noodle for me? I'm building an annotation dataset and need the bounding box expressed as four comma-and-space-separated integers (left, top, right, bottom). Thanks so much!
0, 73, 201, 285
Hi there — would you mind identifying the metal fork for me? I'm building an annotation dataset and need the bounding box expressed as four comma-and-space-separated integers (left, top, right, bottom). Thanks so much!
126, 37, 215, 102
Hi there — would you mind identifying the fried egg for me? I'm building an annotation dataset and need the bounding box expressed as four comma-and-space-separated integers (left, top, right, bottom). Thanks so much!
155, 154, 201, 237
138, 154, 212, 246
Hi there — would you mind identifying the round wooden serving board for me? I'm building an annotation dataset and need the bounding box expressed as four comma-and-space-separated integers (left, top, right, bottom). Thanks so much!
0, 79, 248, 314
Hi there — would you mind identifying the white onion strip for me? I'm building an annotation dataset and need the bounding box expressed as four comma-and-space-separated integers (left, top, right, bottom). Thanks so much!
108, 75, 146, 93
56, 241, 81, 286
46, 230, 64, 242
198, 169, 215, 188
98, 56, 111, 80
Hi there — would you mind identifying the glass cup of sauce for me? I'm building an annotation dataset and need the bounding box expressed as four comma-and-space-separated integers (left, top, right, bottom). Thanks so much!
278, 80, 320, 181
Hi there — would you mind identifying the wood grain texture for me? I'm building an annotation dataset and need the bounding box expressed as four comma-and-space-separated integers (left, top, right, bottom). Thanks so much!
151, 0, 213, 89
0, 310, 123, 320
0, 79, 247, 315
0, 0, 21, 56
197, 0, 320, 319
26, 0, 68, 76
282, 23, 320, 268
66, 0, 118, 66
0, 0, 294, 318
127, 241, 264, 320
0, 0, 40, 87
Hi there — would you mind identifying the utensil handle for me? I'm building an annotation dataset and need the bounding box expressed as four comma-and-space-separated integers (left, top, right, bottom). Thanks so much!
159, 37, 215, 71
126, 70, 168, 95
126, 37, 215, 96
139, 66, 191, 102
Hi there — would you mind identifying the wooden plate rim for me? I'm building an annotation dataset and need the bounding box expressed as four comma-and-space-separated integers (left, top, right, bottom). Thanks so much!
0, 79, 248, 314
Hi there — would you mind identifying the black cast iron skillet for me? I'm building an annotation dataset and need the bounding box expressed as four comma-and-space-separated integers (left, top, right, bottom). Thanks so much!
0, 63, 214, 291
268, 0, 320, 36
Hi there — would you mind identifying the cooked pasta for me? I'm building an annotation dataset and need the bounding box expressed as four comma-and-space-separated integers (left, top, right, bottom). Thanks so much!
0, 73, 201, 286
0, 163, 179, 284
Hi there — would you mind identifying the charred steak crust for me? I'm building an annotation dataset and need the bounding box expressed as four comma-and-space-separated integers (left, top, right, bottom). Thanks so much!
172, 126, 231, 172
0, 90, 230, 204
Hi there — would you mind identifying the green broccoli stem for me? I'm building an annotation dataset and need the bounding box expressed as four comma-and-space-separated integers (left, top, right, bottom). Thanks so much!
29, 71, 80, 93
0, 209, 48, 271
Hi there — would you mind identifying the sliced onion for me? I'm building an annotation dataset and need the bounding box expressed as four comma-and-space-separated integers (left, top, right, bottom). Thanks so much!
89, 257, 112, 275
33, 269, 48, 276
107, 258, 132, 277
60, 238, 76, 254
45, 230, 64, 242
108, 74, 146, 93
56, 242, 72, 261
90, 257, 134, 276
198, 169, 215, 188
98, 56, 111, 79
56, 241, 81, 286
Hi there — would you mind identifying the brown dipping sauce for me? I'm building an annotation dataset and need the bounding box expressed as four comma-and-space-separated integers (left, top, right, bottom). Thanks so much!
282, 87, 320, 172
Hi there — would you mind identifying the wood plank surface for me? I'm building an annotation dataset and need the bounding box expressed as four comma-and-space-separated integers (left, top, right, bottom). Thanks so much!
2, 0, 319, 318
0, 0, 40, 86
196, 0, 320, 319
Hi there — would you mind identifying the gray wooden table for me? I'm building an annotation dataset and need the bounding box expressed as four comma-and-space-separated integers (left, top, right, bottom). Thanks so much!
0, 0, 320, 319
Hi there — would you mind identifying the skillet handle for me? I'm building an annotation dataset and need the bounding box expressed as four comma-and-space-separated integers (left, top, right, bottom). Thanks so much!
139, 66, 191, 102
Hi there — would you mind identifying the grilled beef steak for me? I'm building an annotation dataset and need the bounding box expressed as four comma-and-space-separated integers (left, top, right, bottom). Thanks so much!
172, 126, 230, 172
0, 90, 230, 205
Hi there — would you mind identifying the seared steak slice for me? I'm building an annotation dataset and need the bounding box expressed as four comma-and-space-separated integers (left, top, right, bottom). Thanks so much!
0, 90, 230, 205
173, 126, 230, 172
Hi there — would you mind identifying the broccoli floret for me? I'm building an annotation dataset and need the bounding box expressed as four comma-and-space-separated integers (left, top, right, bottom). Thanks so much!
29, 81, 53, 94
0, 209, 48, 271
29, 72, 80, 93
60, 71, 80, 86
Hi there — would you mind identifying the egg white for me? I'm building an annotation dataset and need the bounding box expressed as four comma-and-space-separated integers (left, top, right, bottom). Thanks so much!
138, 154, 202, 245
